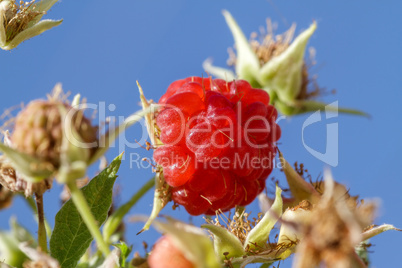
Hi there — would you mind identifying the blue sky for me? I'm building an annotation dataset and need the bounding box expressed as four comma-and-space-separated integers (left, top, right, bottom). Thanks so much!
1, 1, 401, 267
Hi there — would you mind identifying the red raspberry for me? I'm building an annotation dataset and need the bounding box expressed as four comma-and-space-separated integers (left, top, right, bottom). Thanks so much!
153, 145, 195, 187
154, 77, 280, 215
148, 235, 194, 268
156, 108, 187, 145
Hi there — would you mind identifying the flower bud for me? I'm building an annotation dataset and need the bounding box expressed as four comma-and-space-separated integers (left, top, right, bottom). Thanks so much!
204, 10, 366, 116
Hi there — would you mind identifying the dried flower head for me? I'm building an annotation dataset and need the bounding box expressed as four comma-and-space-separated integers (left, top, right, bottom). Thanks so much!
0, 0, 62, 50
0, 84, 103, 186
293, 170, 376, 268
11, 97, 98, 171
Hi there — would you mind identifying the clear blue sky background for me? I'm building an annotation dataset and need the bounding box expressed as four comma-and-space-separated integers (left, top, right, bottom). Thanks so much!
1, 1, 401, 267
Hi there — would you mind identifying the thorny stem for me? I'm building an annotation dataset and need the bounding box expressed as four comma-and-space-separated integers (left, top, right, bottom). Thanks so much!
103, 177, 155, 243
35, 193, 47, 253
67, 181, 111, 256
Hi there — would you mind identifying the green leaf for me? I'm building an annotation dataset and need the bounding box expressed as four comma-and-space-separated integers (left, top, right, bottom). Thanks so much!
113, 241, 132, 268
201, 224, 245, 260
50, 155, 122, 268
244, 185, 283, 250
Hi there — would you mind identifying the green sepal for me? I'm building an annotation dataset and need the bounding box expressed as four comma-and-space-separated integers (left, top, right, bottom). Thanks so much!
244, 185, 283, 250
222, 10, 260, 85
361, 224, 401, 241
139, 171, 169, 233
152, 217, 221, 268
113, 241, 132, 268
259, 22, 316, 102
137, 84, 167, 234
0, 1, 10, 47
0, 142, 53, 182
278, 151, 320, 205
202, 58, 236, 81
27, 0, 60, 26
201, 224, 245, 260
3, 19, 63, 50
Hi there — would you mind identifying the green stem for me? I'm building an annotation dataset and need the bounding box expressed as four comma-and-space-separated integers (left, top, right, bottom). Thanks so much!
103, 177, 155, 243
67, 181, 111, 256
25, 196, 52, 237
35, 193, 48, 253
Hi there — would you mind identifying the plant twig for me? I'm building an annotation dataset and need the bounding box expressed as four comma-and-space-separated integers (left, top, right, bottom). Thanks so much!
25, 195, 52, 237
35, 193, 47, 253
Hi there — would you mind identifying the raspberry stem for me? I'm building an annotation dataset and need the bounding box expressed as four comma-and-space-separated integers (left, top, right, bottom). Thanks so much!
24, 195, 52, 237
66, 181, 111, 256
35, 193, 48, 253
103, 177, 155, 243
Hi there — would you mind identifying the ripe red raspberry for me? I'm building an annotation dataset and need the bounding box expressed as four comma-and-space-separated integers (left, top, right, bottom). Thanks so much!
148, 235, 194, 268
154, 77, 280, 215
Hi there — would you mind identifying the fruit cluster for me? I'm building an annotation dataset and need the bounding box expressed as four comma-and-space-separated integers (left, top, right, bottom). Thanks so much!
153, 77, 281, 215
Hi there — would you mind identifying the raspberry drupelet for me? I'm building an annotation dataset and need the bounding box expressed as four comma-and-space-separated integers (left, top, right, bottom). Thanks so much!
154, 77, 280, 215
